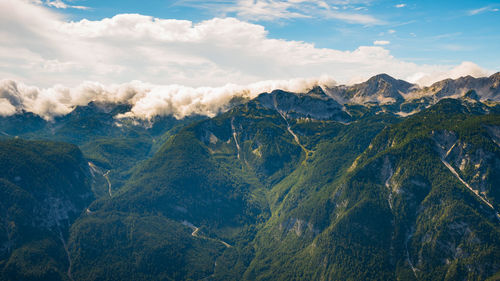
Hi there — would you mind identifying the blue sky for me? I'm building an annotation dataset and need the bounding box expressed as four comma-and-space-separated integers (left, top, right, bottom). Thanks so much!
1, 0, 499, 89
58, 0, 500, 68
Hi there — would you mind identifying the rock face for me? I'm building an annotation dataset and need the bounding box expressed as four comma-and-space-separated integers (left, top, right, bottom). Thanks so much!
334, 73, 414, 104
254, 72, 500, 122
323, 72, 500, 106
423, 72, 500, 100
485, 125, 500, 147
256, 87, 351, 122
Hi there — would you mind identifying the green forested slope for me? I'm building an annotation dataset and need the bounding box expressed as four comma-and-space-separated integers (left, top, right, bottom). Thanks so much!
0, 90, 499, 280
0, 139, 93, 281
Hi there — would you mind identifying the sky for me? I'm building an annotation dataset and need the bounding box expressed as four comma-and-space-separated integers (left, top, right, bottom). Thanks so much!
0, 0, 499, 119
1, 0, 499, 88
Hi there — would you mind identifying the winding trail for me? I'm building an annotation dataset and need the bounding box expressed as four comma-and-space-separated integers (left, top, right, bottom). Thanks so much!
182, 222, 231, 281
182, 221, 231, 248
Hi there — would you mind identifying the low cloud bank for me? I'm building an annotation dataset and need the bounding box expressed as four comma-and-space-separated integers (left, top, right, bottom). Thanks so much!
0, 76, 337, 120
0, 62, 493, 120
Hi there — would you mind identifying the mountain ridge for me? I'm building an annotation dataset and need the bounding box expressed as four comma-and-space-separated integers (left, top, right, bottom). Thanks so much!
0, 72, 499, 280
1, 73, 499, 124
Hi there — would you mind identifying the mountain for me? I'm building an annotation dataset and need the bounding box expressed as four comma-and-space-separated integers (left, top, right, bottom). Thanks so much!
0, 101, 205, 197
62, 98, 500, 280
256, 87, 351, 122
422, 73, 500, 100
243, 98, 500, 280
327, 73, 415, 104
0, 74, 499, 280
0, 139, 93, 281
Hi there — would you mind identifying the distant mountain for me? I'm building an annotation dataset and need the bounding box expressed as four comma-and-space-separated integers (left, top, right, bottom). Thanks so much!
423, 73, 500, 100
327, 73, 415, 104
0, 73, 499, 280
256, 87, 350, 121
1, 73, 499, 140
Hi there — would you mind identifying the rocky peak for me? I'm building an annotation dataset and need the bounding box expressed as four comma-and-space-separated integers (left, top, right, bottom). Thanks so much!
346, 73, 414, 104
306, 86, 330, 100
427, 74, 499, 100
255, 89, 349, 121
489, 72, 500, 88
367, 73, 398, 83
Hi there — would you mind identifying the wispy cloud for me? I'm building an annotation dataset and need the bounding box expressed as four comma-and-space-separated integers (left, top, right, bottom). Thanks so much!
389, 20, 417, 28
178, 0, 383, 24
225, 0, 309, 21
323, 11, 382, 24
468, 6, 498, 15
394, 4, 406, 8
373, 40, 390, 45
439, 44, 467, 51
431, 32, 461, 40
44, 0, 89, 10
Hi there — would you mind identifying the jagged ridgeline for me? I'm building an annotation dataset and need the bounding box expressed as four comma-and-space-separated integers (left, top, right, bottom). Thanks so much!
0, 74, 499, 280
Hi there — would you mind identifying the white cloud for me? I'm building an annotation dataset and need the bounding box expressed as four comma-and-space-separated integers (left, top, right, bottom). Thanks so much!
406, 61, 490, 86
225, 0, 308, 21
0, 0, 408, 88
0, 76, 338, 120
0, 98, 17, 116
388, 29, 396, 34
223, 0, 382, 24
176, 0, 381, 23
45, 0, 89, 10
468, 6, 499, 15
1, 61, 493, 120
394, 4, 406, 8
373, 40, 390, 45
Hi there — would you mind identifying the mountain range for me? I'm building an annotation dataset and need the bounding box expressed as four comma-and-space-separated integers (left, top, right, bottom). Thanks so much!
0, 73, 499, 280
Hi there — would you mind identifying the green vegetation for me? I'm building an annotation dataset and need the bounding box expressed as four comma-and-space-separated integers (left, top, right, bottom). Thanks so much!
0, 94, 499, 280
0, 139, 93, 281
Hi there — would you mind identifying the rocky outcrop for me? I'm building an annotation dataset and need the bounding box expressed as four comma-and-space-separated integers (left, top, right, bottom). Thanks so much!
256, 88, 351, 122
